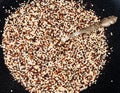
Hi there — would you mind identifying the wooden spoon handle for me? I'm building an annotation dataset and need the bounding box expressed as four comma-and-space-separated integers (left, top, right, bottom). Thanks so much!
61, 16, 118, 43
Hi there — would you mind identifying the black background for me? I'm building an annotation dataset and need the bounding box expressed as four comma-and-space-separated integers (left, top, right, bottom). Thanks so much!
0, 0, 120, 93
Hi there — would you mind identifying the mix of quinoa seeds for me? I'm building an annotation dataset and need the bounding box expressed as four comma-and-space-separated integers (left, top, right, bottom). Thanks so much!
2, 0, 108, 93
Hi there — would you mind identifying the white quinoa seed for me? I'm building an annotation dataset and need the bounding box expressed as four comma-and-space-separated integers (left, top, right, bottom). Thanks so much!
10, 89, 13, 93
2, 0, 109, 93
110, 32, 113, 36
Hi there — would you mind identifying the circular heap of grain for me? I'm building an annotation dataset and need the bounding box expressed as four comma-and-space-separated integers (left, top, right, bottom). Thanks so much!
2, 0, 108, 93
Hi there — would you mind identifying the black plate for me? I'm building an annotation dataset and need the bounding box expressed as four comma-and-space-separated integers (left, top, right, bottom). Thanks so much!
0, 0, 120, 93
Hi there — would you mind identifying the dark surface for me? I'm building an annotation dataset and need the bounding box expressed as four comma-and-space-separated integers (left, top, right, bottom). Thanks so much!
0, 0, 120, 93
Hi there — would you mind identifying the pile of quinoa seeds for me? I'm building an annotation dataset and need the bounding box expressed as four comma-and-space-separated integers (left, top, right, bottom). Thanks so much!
2, 0, 108, 93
